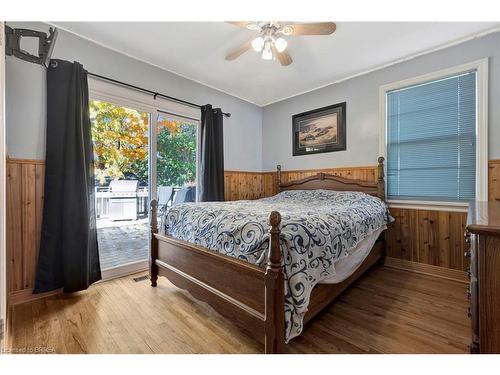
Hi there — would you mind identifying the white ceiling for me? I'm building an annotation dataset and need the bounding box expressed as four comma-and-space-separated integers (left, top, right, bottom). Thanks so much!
53, 22, 500, 106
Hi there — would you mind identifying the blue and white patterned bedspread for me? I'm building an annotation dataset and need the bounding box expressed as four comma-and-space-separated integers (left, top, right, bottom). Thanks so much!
161, 189, 393, 342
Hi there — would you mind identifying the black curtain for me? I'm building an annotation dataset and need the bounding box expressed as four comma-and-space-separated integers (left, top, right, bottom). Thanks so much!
34, 60, 101, 294
199, 105, 224, 202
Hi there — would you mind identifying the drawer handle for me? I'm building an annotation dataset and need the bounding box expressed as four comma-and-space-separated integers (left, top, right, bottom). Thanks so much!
464, 231, 471, 244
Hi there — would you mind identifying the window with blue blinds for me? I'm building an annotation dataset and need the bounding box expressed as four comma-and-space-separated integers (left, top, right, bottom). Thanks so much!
386, 70, 477, 202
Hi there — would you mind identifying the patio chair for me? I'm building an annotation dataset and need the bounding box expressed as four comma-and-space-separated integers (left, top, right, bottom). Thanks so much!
173, 186, 196, 204
157, 186, 174, 214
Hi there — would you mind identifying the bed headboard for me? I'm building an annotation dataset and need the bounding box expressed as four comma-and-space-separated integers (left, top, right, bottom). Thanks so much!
277, 157, 385, 201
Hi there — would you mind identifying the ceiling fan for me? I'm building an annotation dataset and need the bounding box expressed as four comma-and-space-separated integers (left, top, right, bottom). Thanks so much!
225, 22, 336, 66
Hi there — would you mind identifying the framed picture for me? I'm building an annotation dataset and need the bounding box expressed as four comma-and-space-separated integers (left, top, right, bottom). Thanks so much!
292, 102, 346, 156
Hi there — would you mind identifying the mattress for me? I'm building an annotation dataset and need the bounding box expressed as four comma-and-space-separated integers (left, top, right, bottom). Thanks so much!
161, 189, 393, 341
322, 225, 386, 284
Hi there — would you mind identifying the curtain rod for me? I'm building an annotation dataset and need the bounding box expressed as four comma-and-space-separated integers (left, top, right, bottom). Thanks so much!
87, 72, 231, 118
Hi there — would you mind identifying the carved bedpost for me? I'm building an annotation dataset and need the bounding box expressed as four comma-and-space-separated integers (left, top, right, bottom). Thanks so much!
276, 165, 282, 194
377, 157, 387, 266
150, 200, 159, 287
377, 156, 385, 201
264, 211, 285, 354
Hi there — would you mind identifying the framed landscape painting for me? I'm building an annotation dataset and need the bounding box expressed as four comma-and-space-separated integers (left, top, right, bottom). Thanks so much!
292, 102, 346, 156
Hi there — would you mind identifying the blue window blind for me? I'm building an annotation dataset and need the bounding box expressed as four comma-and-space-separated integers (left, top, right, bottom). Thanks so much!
387, 70, 476, 202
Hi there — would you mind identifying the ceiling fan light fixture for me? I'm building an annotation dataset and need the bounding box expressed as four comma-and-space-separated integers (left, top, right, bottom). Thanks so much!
261, 48, 273, 60
279, 25, 294, 36
261, 41, 273, 60
274, 37, 287, 53
246, 23, 261, 31
251, 36, 264, 52
226, 22, 337, 66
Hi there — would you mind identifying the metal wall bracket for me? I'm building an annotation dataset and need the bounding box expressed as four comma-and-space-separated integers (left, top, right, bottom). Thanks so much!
5, 25, 58, 67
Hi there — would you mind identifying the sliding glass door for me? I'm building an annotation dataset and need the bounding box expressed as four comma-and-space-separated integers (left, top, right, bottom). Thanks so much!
88, 76, 201, 280
90, 99, 150, 279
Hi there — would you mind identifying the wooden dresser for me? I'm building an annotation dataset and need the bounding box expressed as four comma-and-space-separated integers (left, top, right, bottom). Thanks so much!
465, 201, 500, 353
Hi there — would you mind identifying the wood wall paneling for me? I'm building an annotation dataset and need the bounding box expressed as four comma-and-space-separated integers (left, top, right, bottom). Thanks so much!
6, 159, 45, 301
489, 160, 500, 201
7, 161, 22, 293
224, 171, 264, 201
385, 208, 468, 271
262, 173, 275, 198
226, 166, 378, 200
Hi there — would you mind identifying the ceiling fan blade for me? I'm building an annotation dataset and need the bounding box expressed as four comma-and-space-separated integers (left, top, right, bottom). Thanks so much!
225, 40, 252, 61
227, 22, 261, 31
273, 46, 293, 66
280, 22, 336, 36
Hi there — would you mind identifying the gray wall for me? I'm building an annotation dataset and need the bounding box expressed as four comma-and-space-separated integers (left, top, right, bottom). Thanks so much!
6, 22, 263, 171
262, 32, 500, 171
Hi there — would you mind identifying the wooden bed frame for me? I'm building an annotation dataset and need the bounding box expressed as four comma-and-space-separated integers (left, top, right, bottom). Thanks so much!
149, 157, 386, 353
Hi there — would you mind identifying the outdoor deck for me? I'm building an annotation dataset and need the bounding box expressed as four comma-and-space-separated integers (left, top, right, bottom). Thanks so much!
94, 184, 192, 271
97, 218, 149, 270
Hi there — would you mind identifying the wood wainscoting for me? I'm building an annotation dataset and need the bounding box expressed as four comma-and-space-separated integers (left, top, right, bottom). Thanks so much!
6, 158, 500, 305
385, 208, 468, 271
224, 165, 378, 200
489, 159, 500, 201
6, 158, 45, 305
223, 171, 265, 201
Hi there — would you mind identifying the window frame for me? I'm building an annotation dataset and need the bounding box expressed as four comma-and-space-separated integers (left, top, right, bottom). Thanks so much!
379, 58, 489, 211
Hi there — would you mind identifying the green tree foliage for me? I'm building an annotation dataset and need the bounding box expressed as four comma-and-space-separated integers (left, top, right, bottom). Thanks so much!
90, 100, 196, 187
90, 100, 148, 184
156, 121, 197, 187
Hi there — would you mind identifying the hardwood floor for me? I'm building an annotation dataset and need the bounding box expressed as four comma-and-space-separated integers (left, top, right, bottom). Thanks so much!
6, 266, 470, 354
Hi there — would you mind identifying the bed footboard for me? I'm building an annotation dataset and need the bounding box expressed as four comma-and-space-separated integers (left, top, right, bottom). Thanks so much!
149, 200, 286, 353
